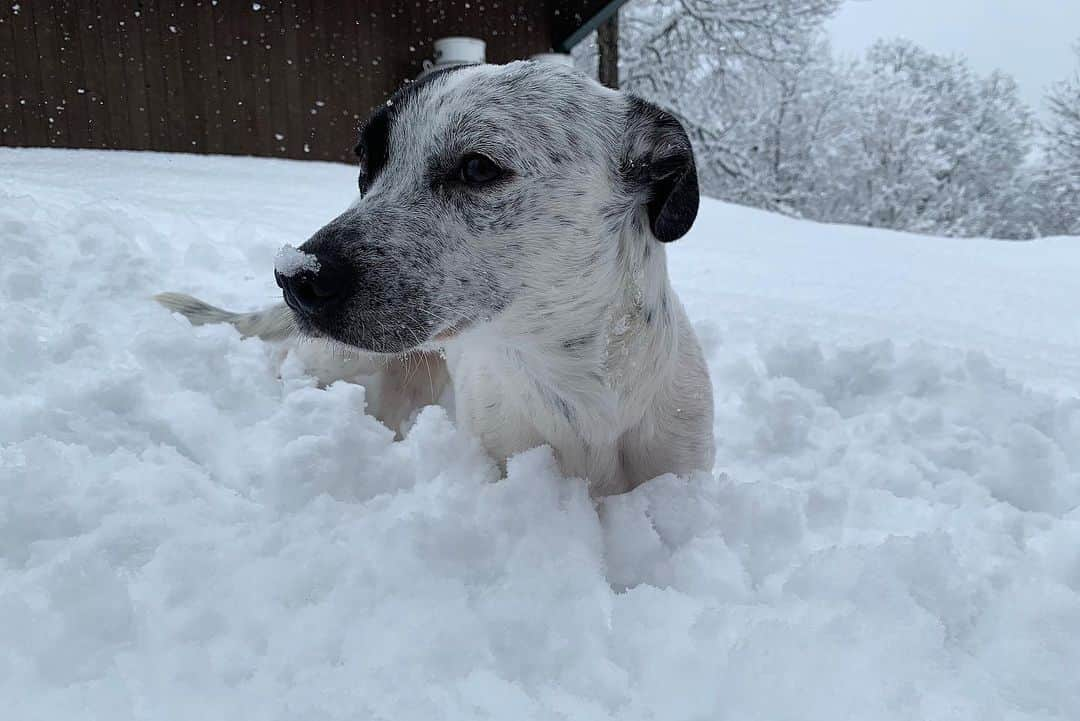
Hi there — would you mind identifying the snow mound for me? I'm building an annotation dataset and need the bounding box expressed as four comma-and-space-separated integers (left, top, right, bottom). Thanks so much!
2, 149, 1078, 720
274, 243, 320, 276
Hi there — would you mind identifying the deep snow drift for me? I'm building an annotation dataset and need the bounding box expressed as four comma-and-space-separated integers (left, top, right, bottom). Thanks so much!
2, 148, 1079, 720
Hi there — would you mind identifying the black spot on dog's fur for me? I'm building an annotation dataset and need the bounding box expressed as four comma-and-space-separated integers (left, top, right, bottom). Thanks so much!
356, 66, 470, 193
533, 379, 576, 427
356, 110, 389, 194
562, 331, 598, 353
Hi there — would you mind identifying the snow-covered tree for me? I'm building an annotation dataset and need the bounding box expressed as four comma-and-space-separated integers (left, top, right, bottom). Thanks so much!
825, 58, 946, 231
574, 0, 842, 203
715, 38, 1033, 236
859, 41, 1033, 236
1035, 42, 1080, 235
812, 40, 1032, 236
715, 35, 851, 212
575, 4, 1041, 238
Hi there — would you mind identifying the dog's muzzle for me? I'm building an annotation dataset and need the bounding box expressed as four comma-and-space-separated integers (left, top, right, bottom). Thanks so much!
275, 252, 350, 318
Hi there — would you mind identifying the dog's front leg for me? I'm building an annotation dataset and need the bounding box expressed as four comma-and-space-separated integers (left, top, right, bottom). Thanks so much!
370, 351, 450, 439
286, 343, 449, 439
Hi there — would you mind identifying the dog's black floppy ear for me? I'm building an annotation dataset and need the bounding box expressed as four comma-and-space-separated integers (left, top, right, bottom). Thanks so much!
623, 96, 699, 243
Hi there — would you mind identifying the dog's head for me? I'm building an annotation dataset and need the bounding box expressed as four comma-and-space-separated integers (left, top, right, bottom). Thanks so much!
277, 61, 699, 353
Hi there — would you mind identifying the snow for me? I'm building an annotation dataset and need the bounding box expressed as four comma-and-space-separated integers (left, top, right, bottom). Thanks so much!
273, 243, 320, 276
2, 148, 1079, 720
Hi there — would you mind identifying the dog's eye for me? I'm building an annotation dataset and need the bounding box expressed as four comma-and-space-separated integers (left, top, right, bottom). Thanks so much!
458, 154, 502, 185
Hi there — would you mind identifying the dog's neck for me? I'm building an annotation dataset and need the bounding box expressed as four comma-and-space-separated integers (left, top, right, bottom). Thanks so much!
603, 224, 679, 383
454, 221, 680, 442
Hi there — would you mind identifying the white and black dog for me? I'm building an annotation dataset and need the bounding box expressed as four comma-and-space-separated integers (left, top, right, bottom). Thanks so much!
157, 61, 714, 496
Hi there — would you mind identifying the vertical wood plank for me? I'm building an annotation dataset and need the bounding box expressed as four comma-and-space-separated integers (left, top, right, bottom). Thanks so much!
194, 0, 223, 154
121, 2, 144, 145
340, 0, 365, 162
597, 9, 619, 89
140, 0, 169, 150
249, 1, 274, 157
311, 0, 335, 161
74, 0, 110, 147
12, 0, 49, 147
265, 0, 291, 155
30, 0, 70, 146
359, 0, 384, 117
155, 0, 180, 150
45, 0, 80, 146
157, 0, 192, 153
175, 0, 206, 153
51, 0, 90, 149
227, 2, 259, 156
211, 0, 241, 154
291, 0, 316, 158
98, 0, 134, 150
279, 0, 305, 158
1, 3, 28, 145
332, 0, 364, 163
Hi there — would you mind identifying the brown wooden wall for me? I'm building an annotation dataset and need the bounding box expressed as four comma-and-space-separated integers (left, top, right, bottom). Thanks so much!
0, 0, 608, 162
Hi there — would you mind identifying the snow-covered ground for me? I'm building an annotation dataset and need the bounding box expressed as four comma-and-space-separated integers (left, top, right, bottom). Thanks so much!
2, 148, 1079, 720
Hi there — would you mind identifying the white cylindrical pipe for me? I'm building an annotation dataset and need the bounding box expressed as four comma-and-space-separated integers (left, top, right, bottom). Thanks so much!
434, 37, 486, 66
531, 52, 575, 68
418, 37, 486, 79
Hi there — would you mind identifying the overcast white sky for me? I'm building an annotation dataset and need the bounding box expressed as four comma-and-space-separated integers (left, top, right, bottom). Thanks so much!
826, 0, 1080, 117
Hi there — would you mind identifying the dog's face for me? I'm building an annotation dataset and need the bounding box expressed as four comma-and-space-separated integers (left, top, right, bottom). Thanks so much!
277, 62, 698, 353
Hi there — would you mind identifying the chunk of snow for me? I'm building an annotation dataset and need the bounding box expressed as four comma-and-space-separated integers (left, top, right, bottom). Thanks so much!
274, 243, 319, 276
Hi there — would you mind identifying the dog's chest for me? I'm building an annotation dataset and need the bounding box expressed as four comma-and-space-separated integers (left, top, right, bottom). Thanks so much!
445, 345, 603, 468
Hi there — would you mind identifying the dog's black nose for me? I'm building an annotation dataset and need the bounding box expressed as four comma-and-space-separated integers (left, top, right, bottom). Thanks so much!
276, 254, 349, 316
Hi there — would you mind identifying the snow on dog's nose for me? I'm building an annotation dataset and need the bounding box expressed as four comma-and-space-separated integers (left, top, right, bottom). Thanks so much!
274, 244, 349, 317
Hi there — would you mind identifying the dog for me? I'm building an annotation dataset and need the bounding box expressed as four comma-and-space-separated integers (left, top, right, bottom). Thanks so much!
156, 61, 714, 496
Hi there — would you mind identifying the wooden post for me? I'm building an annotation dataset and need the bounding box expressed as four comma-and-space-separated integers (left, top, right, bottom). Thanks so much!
597, 9, 619, 89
